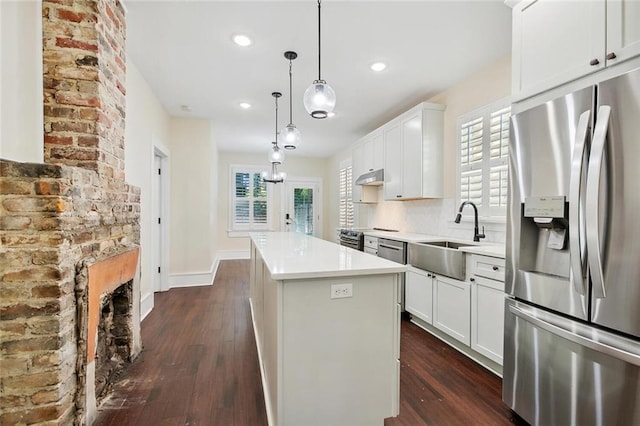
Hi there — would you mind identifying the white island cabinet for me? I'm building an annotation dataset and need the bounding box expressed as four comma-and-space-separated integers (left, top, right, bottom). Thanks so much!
250, 232, 405, 426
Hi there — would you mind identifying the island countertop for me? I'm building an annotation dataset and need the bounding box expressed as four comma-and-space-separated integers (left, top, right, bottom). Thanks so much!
250, 232, 407, 280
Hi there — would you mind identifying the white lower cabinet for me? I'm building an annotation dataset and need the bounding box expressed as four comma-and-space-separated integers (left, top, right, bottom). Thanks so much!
405, 267, 433, 324
433, 274, 471, 345
407, 253, 506, 369
471, 276, 505, 364
470, 254, 506, 365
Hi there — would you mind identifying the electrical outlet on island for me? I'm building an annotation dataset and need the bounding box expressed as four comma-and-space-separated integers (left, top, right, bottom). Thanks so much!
330, 283, 353, 299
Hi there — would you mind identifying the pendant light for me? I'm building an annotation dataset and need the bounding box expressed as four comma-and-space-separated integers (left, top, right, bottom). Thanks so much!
280, 51, 302, 150
268, 92, 284, 165
262, 92, 286, 183
303, 0, 336, 119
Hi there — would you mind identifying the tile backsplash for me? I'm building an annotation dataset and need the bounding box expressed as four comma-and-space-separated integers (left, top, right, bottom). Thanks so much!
364, 193, 506, 244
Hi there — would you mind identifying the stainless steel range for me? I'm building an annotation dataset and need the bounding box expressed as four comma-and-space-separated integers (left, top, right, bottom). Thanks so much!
338, 229, 364, 251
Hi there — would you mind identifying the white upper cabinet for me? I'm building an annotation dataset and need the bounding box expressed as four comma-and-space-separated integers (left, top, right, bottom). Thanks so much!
607, 0, 640, 65
352, 130, 384, 204
383, 102, 445, 200
512, 0, 640, 101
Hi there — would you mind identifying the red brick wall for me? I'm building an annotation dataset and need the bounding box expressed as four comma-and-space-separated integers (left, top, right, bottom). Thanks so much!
43, 0, 127, 184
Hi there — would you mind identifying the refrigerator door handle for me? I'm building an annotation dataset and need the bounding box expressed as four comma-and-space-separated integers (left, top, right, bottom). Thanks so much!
569, 110, 591, 295
509, 303, 640, 367
586, 105, 610, 299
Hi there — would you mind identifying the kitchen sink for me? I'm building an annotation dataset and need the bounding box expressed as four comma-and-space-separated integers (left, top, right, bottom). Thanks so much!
408, 240, 477, 280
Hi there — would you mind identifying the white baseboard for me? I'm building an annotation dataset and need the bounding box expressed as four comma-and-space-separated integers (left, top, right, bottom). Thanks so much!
217, 249, 250, 260
169, 270, 215, 288
167, 251, 250, 289
140, 292, 154, 321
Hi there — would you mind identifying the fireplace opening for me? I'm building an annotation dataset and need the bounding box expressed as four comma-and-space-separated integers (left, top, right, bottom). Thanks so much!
94, 280, 133, 403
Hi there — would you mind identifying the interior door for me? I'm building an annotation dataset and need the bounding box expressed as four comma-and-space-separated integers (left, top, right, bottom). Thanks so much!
282, 179, 322, 237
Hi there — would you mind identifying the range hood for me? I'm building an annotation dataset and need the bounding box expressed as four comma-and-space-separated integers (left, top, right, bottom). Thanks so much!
355, 169, 384, 186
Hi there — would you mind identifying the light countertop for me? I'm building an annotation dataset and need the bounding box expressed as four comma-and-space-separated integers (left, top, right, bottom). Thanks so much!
363, 230, 506, 259
251, 232, 407, 280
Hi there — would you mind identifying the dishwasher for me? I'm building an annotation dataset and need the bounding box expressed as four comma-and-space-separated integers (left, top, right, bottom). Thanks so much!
377, 238, 407, 311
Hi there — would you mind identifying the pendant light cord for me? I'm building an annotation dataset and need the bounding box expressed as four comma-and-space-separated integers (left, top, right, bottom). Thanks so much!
274, 95, 278, 146
289, 59, 294, 125
317, 0, 322, 80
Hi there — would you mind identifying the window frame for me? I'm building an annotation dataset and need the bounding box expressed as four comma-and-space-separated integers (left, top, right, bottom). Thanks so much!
338, 159, 354, 229
228, 164, 274, 236
456, 97, 511, 222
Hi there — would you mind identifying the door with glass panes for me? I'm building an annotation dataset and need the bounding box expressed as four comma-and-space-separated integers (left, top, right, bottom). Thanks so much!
282, 179, 322, 237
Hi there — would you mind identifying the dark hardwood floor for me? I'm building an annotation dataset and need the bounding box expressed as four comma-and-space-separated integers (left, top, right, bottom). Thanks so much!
95, 260, 527, 425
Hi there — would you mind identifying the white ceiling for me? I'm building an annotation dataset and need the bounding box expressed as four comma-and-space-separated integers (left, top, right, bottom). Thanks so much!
125, 1, 512, 158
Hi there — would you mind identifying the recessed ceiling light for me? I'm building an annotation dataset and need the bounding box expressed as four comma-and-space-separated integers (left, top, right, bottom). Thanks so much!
239, 102, 252, 109
370, 62, 387, 72
233, 34, 253, 47
180, 105, 192, 112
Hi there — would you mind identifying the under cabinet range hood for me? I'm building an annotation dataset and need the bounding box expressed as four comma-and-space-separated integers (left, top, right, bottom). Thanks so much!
355, 169, 384, 185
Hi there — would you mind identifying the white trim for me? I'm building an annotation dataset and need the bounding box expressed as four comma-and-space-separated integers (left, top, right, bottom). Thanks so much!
456, 97, 511, 221
167, 252, 250, 289
280, 176, 324, 237
229, 164, 274, 233
140, 292, 154, 321
218, 249, 250, 260
152, 138, 170, 292
169, 270, 215, 288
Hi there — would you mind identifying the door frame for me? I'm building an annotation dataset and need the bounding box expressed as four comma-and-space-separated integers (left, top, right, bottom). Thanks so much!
280, 177, 323, 237
152, 138, 170, 292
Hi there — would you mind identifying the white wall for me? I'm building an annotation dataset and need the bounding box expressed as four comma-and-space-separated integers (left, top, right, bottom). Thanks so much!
124, 60, 171, 315
326, 55, 512, 244
0, 0, 43, 162
217, 151, 329, 253
168, 117, 218, 277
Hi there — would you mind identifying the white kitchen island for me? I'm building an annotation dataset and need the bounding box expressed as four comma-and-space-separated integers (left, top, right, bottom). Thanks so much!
249, 232, 406, 426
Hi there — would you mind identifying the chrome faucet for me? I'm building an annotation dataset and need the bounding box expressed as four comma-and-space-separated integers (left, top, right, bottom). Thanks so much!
454, 201, 485, 242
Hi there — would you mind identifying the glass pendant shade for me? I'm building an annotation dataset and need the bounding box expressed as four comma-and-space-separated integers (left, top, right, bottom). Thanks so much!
303, 80, 336, 119
269, 143, 284, 164
280, 124, 302, 150
261, 163, 286, 183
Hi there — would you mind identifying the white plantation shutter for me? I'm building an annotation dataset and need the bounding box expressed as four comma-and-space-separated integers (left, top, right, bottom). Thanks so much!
489, 106, 510, 213
457, 99, 510, 218
339, 165, 354, 228
230, 166, 272, 231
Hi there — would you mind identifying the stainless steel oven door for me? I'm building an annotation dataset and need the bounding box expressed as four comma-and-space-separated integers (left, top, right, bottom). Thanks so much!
339, 239, 360, 250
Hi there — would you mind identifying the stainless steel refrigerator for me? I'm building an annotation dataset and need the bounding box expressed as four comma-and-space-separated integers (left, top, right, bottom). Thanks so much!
504, 67, 640, 425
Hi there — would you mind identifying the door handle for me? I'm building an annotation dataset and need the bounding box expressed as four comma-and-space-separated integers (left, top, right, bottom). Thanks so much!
509, 303, 640, 367
569, 110, 590, 296
586, 106, 610, 299
379, 243, 400, 251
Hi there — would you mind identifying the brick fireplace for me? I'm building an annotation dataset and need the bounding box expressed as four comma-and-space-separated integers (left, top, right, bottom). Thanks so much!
0, 1, 141, 424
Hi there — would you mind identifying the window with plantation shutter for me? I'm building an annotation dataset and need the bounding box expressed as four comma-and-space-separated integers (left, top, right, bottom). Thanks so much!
457, 98, 510, 219
338, 164, 354, 228
229, 165, 273, 234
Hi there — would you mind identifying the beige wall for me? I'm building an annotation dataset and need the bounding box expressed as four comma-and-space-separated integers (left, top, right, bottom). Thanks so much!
168, 117, 218, 274
0, 0, 43, 162
428, 54, 512, 197
124, 60, 171, 307
217, 151, 329, 253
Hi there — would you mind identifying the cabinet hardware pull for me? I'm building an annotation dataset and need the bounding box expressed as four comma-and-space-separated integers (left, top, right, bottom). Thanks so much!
427, 273, 432, 277
590, 58, 600, 66
470, 277, 475, 282
492, 266, 499, 271
606, 52, 617, 60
